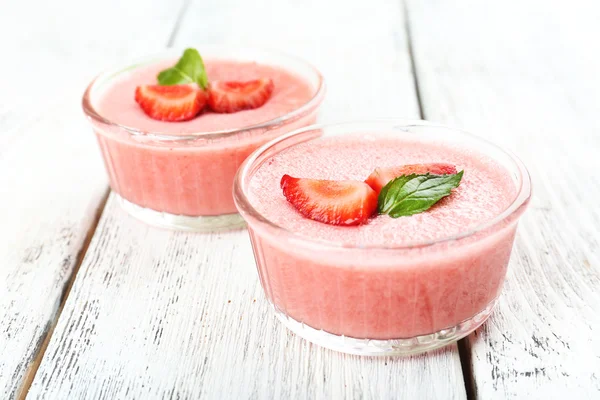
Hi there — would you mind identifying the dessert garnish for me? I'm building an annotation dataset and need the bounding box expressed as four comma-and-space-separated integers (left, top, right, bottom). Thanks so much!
280, 175, 378, 226
281, 164, 463, 225
134, 48, 275, 120
134, 84, 207, 122
157, 48, 209, 90
365, 163, 457, 194
377, 171, 463, 218
208, 78, 274, 113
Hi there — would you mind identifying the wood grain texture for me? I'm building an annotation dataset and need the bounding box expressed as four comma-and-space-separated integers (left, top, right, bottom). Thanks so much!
28, 0, 467, 398
175, 0, 420, 121
29, 199, 466, 399
0, 1, 184, 398
405, 0, 600, 398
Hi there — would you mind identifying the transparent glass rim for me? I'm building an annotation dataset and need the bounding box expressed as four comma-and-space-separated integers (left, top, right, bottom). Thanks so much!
81, 46, 326, 142
233, 119, 532, 250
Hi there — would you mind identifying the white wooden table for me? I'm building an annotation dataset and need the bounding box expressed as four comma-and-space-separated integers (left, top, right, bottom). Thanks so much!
1, 0, 599, 398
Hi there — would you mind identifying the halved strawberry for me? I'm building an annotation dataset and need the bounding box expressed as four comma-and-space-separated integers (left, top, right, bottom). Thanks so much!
208, 78, 274, 113
281, 175, 377, 226
365, 163, 458, 194
135, 84, 207, 121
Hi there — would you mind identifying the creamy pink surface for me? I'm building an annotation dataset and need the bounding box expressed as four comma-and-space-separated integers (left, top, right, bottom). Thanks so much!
249, 135, 516, 246
244, 134, 520, 339
92, 59, 316, 216
97, 59, 315, 134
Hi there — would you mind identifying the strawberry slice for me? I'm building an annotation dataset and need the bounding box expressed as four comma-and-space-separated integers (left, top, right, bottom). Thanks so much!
208, 78, 274, 113
135, 84, 207, 122
281, 175, 378, 226
365, 163, 458, 194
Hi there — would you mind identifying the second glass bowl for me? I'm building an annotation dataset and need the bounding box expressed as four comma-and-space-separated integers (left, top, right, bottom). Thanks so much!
234, 120, 531, 356
83, 47, 325, 231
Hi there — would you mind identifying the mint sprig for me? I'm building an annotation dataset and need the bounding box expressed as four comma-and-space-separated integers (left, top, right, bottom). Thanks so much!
378, 171, 464, 218
157, 48, 209, 90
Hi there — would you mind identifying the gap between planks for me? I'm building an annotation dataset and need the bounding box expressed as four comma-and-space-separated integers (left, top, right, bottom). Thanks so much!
458, 336, 477, 400
402, 1, 475, 397
167, 0, 192, 47
15, 189, 111, 400
402, 0, 424, 120
16, 0, 192, 394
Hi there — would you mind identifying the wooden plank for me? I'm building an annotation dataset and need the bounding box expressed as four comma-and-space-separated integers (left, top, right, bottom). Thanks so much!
0, 1, 185, 398
405, 0, 600, 398
28, 0, 468, 398
28, 199, 466, 399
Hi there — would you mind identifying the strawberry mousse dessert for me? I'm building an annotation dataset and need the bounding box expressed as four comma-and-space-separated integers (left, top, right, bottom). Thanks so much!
83, 47, 324, 231
234, 121, 531, 355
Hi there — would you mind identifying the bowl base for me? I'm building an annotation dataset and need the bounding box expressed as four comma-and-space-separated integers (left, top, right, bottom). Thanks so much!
273, 300, 496, 356
116, 194, 246, 232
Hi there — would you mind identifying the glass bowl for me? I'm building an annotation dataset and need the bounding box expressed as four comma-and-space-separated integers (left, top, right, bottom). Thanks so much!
234, 120, 531, 356
83, 47, 325, 231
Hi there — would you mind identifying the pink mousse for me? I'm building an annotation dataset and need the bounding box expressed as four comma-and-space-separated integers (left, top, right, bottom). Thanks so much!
245, 135, 519, 339
93, 59, 316, 216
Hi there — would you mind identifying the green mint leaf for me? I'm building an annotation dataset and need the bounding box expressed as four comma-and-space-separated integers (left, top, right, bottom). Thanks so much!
377, 171, 464, 218
157, 48, 209, 90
